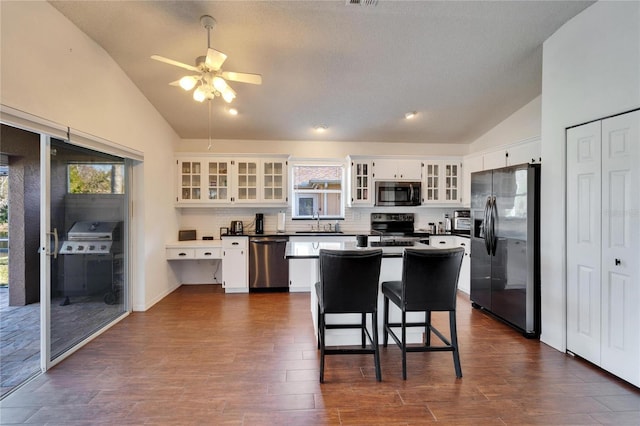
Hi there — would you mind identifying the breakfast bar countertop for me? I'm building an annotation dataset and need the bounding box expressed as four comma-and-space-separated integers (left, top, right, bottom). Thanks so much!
284, 240, 431, 259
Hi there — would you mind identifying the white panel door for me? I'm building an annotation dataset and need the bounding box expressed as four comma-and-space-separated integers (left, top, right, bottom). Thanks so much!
600, 111, 640, 386
566, 121, 602, 365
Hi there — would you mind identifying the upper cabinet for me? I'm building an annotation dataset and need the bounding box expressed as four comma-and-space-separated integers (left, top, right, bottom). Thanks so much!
479, 138, 542, 170
421, 159, 462, 205
348, 157, 373, 206
177, 157, 231, 204
175, 155, 287, 207
372, 159, 422, 180
261, 159, 287, 203
461, 137, 541, 206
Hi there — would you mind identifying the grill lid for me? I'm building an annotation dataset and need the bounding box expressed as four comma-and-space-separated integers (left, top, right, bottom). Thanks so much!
67, 221, 119, 241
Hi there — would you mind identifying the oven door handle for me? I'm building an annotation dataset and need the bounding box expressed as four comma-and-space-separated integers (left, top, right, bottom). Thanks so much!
47, 228, 59, 259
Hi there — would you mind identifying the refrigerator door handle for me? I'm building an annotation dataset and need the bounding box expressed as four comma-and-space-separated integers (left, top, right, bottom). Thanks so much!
490, 196, 498, 256
483, 196, 491, 255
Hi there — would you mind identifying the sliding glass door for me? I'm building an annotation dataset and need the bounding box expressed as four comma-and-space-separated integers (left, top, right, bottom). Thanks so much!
42, 137, 129, 365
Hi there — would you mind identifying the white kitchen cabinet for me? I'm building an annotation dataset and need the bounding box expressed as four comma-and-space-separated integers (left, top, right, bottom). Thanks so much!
233, 157, 287, 206
429, 235, 470, 294
566, 110, 639, 387
421, 160, 462, 205
175, 155, 287, 206
372, 158, 422, 180
222, 237, 248, 293
234, 159, 259, 203
176, 157, 231, 205
507, 139, 541, 166
262, 159, 287, 204
348, 158, 373, 206
474, 139, 542, 173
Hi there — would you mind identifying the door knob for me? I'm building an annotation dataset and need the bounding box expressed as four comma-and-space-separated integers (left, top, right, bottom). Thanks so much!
615, 258, 621, 266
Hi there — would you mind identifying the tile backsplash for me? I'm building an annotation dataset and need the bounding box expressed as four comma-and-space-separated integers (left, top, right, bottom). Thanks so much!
177, 206, 456, 240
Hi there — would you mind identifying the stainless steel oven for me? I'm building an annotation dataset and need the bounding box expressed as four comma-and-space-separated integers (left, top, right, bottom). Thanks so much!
375, 181, 421, 206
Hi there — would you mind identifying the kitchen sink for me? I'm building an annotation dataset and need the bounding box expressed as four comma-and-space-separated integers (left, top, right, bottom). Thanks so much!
294, 231, 344, 235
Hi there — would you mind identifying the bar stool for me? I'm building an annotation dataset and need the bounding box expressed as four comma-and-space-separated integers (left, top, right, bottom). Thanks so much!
315, 248, 383, 383
382, 247, 464, 380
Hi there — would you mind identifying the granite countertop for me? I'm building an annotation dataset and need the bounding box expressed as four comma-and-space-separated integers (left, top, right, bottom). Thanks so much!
285, 240, 432, 259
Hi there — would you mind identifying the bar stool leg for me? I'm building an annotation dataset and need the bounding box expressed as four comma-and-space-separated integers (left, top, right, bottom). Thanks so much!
319, 311, 326, 383
372, 311, 382, 382
383, 296, 389, 347
401, 310, 407, 380
450, 311, 462, 378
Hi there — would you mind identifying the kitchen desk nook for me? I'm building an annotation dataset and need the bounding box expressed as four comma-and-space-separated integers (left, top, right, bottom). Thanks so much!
285, 240, 433, 346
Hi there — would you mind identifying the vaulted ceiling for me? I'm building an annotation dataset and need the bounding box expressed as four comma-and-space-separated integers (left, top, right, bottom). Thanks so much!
50, 1, 593, 144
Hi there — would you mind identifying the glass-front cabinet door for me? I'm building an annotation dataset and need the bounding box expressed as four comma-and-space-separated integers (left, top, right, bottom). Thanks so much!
422, 160, 462, 204
349, 159, 372, 206
206, 160, 229, 203
235, 160, 258, 203
262, 160, 286, 204
423, 162, 440, 203
443, 162, 460, 202
178, 159, 202, 202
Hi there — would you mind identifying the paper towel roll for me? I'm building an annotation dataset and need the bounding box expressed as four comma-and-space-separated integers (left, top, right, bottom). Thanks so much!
277, 212, 286, 232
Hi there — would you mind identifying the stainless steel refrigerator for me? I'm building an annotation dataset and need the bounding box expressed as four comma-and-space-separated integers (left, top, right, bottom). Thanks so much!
470, 164, 540, 337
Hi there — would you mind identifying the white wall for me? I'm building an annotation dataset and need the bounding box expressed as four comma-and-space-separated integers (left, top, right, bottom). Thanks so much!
178, 139, 468, 157
0, 1, 182, 310
540, 1, 640, 351
468, 96, 541, 154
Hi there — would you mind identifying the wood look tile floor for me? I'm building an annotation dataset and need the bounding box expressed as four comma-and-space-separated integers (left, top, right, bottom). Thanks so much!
1, 285, 638, 425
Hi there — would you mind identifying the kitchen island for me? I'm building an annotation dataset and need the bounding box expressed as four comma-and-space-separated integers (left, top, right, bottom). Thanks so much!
285, 240, 432, 346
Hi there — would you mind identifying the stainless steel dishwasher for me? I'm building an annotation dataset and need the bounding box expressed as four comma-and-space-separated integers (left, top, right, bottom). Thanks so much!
249, 236, 289, 291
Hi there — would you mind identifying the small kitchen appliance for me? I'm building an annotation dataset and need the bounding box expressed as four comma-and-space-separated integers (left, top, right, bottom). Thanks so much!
374, 181, 421, 206
255, 213, 264, 234
230, 220, 244, 235
452, 210, 471, 234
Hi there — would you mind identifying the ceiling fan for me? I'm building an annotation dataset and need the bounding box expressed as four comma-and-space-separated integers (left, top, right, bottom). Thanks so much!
151, 15, 262, 103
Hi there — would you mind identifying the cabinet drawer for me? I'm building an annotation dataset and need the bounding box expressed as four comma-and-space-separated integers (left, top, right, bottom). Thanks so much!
222, 237, 248, 249
429, 236, 455, 248
195, 247, 221, 259
166, 248, 195, 259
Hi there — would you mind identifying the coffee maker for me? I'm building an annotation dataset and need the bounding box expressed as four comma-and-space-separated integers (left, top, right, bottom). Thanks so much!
255, 213, 264, 234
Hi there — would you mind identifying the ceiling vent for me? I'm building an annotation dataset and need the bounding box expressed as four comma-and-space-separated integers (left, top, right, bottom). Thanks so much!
346, 0, 379, 7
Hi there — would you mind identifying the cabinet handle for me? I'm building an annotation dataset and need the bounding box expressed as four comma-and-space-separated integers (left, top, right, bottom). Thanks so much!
438, 241, 446, 244
615, 258, 621, 266
204, 252, 212, 256
179, 252, 187, 256
232, 242, 239, 245
460, 242, 466, 246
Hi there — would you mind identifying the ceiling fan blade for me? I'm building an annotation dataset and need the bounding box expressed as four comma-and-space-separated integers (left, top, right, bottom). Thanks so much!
205, 48, 227, 71
151, 55, 199, 72
221, 71, 262, 85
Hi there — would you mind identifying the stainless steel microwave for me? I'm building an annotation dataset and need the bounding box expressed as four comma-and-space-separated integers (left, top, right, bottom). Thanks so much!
375, 181, 421, 206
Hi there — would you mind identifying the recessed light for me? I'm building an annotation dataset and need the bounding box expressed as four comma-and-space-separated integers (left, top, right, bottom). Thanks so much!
314, 125, 328, 133
404, 111, 417, 119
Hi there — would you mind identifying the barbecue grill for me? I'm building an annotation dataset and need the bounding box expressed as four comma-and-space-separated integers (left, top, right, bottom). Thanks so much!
60, 221, 122, 302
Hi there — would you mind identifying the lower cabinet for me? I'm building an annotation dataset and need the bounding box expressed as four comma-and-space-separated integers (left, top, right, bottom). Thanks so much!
429, 235, 470, 294
288, 235, 358, 292
222, 237, 248, 293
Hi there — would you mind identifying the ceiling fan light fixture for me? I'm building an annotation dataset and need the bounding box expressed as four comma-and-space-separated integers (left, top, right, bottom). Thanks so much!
193, 86, 207, 102
212, 76, 228, 93
179, 76, 198, 91
222, 86, 236, 103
